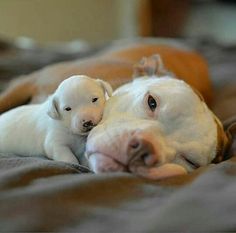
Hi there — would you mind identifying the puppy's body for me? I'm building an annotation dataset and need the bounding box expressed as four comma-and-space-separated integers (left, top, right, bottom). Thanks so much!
0, 75, 112, 164
0, 103, 85, 163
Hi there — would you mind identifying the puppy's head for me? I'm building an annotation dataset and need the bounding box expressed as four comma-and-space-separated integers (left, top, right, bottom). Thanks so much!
47, 75, 112, 135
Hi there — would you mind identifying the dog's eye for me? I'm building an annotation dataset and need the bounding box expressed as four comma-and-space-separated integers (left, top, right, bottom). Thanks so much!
147, 95, 157, 112
92, 97, 98, 103
64, 107, 72, 111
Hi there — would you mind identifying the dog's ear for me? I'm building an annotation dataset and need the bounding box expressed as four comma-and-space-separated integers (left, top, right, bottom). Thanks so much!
96, 79, 113, 97
133, 54, 173, 78
191, 86, 205, 102
211, 116, 230, 163
222, 116, 236, 159
191, 86, 231, 163
47, 96, 60, 120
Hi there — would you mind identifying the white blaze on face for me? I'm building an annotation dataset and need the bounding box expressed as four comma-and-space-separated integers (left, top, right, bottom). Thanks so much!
86, 77, 217, 173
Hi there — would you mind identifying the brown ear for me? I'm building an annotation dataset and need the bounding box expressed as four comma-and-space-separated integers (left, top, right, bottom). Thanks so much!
223, 116, 236, 159
191, 86, 205, 102
212, 116, 231, 163
133, 54, 173, 78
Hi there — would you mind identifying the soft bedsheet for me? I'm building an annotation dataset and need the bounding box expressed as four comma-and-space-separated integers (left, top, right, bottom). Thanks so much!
0, 37, 236, 232
0, 155, 236, 232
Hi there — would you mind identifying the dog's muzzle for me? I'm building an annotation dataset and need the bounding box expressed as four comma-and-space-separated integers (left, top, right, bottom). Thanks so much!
86, 126, 161, 174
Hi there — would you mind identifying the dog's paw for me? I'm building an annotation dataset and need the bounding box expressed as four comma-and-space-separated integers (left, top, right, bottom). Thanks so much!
129, 163, 187, 180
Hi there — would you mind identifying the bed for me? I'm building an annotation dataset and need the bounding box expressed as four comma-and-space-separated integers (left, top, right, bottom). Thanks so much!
0, 37, 236, 232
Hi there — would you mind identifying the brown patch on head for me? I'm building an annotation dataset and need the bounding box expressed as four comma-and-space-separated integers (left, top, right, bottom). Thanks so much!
224, 117, 236, 159
191, 85, 229, 162
191, 86, 231, 163
212, 116, 230, 163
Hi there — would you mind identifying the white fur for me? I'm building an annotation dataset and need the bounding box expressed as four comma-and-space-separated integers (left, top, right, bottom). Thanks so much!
86, 77, 218, 179
0, 75, 112, 164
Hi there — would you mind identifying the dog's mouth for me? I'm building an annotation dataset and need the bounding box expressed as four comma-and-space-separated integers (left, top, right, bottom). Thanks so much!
79, 124, 97, 135
84, 126, 94, 132
79, 131, 90, 136
86, 146, 161, 176
72, 126, 95, 136
85, 127, 164, 176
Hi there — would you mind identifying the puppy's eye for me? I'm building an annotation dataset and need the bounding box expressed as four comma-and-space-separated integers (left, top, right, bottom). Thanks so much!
92, 97, 98, 103
147, 95, 157, 112
64, 107, 72, 111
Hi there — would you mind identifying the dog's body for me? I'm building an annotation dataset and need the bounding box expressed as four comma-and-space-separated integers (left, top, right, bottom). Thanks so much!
0, 75, 112, 164
85, 76, 228, 179
0, 43, 213, 113
0, 42, 227, 180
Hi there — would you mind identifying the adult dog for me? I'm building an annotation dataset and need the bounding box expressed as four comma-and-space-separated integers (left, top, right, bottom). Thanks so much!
85, 73, 228, 180
0, 41, 223, 180
0, 42, 213, 113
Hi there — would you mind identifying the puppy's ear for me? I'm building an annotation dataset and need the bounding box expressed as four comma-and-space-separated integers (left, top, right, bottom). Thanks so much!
96, 79, 113, 97
47, 96, 60, 120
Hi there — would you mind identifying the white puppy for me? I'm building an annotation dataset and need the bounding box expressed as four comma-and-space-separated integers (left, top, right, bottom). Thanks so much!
0, 75, 112, 164
85, 76, 228, 180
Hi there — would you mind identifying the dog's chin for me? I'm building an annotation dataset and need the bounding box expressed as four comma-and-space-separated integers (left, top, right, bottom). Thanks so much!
71, 127, 94, 136
78, 131, 90, 136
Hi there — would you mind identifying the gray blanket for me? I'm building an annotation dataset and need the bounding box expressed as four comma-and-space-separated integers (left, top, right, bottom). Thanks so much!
0, 155, 236, 232
0, 37, 236, 232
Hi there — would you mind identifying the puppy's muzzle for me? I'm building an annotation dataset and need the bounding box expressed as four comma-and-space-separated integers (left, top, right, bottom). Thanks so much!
82, 120, 94, 132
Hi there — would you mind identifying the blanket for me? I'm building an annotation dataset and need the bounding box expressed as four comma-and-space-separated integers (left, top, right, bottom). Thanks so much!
0, 155, 236, 232
0, 37, 236, 232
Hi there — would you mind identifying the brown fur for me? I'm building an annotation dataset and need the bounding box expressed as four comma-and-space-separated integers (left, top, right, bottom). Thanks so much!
212, 117, 230, 163
0, 43, 213, 113
191, 87, 230, 163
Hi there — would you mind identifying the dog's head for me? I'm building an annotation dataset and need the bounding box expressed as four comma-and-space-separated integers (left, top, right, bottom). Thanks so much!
85, 77, 229, 179
47, 75, 112, 135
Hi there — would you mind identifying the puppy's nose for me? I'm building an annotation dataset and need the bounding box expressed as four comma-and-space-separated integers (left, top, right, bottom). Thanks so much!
83, 120, 94, 128
127, 136, 156, 166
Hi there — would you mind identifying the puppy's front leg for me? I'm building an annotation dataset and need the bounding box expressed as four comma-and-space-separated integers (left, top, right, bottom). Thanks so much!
46, 145, 79, 164
130, 163, 187, 180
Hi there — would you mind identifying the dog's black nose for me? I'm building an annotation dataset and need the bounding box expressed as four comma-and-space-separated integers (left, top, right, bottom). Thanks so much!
83, 120, 94, 128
